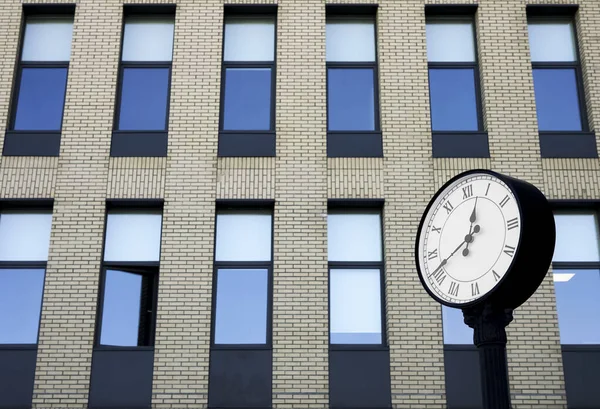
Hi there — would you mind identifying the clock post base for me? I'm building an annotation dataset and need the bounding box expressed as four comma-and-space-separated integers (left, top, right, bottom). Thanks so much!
463, 302, 514, 409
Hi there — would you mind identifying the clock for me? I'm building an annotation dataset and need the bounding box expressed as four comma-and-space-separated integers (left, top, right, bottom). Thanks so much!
415, 169, 555, 309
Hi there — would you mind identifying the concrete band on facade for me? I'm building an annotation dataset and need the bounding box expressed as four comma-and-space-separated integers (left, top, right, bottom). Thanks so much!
0, 0, 598, 408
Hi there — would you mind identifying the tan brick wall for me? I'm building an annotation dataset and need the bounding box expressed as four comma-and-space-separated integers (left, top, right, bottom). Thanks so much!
29, 0, 121, 406
0, 0, 598, 408
272, 1, 329, 407
151, 1, 220, 407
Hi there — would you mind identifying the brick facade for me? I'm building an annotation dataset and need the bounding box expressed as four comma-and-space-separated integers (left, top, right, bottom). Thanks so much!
0, 0, 598, 408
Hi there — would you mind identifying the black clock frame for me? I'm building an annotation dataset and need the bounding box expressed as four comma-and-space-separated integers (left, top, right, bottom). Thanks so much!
415, 169, 556, 310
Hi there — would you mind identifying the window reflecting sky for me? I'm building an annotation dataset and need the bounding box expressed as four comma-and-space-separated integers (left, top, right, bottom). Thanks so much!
442, 305, 473, 345
554, 269, 600, 344
0, 269, 45, 344
118, 68, 169, 131
14, 68, 67, 131
429, 68, 478, 131
100, 269, 143, 347
214, 269, 268, 344
223, 68, 271, 131
533, 69, 582, 131
328, 68, 375, 131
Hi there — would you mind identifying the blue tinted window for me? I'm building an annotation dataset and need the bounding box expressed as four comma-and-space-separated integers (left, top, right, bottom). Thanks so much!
13, 68, 67, 131
554, 269, 600, 344
0, 269, 45, 344
214, 269, 268, 344
118, 68, 170, 131
99, 269, 143, 347
328, 68, 375, 131
223, 68, 272, 131
533, 69, 583, 131
442, 305, 473, 344
429, 68, 479, 131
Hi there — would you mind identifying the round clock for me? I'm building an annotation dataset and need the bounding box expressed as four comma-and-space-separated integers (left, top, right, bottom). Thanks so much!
415, 169, 555, 309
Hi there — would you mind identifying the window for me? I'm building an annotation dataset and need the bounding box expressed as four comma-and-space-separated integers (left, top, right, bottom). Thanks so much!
212, 209, 272, 345
426, 14, 488, 158
326, 12, 382, 157
111, 13, 174, 157
552, 210, 600, 344
0, 210, 52, 344
442, 306, 472, 344
96, 209, 162, 347
218, 13, 276, 157
5, 14, 73, 156
528, 14, 597, 157
328, 209, 384, 344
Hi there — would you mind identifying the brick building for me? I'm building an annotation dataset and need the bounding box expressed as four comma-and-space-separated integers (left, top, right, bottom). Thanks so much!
0, 1, 599, 408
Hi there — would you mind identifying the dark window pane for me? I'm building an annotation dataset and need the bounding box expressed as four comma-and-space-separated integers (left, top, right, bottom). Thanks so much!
0, 269, 45, 344
13, 68, 67, 131
223, 68, 272, 131
553, 269, 600, 344
533, 68, 583, 131
429, 68, 479, 131
100, 269, 144, 346
328, 68, 375, 131
118, 68, 170, 131
214, 269, 268, 344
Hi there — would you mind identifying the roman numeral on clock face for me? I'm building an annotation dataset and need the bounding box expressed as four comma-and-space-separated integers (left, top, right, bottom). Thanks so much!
492, 270, 501, 281
506, 217, 519, 231
443, 201, 454, 214
499, 195, 510, 208
503, 245, 515, 257
431, 225, 441, 233
449, 281, 460, 297
462, 184, 473, 199
432, 268, 446, 285
471, 282, 480, 296
428, 249, 438, 260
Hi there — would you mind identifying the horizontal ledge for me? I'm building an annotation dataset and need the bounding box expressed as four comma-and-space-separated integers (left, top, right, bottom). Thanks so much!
0, 344, 38, 350
211, 345, 272, 350
432, 131, 489, 158
93, 346, 155, 351
3, 131, 61, 156
329, 345, 389, 351
327, 132, 383, 158
218, 132, 276, 157
110, 131, 168, 157
539, 131, 598, 158
561, 344, 600, 352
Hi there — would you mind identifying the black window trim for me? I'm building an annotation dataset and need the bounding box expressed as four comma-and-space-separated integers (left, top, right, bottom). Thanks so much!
218, 12, 277, 157
4, 11, 73, 157
327, 203, 387, 350
426, 13, 489, 158
110, 10, 175, 157
326, 11, 382, 158
94, 203, 163, 349
551, 201, 600, 346
211, 204, 274, 349
0, 201, 54, 349
528, 13, 597, 158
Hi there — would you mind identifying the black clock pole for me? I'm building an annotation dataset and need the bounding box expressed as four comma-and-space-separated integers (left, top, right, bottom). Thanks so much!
463, 302, 514, 409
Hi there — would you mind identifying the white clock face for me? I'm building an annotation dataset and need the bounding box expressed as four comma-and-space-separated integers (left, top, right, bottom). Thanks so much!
418, 172, 522, 305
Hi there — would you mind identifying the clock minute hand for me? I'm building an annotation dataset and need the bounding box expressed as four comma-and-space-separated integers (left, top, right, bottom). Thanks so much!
429, 238, 467, 278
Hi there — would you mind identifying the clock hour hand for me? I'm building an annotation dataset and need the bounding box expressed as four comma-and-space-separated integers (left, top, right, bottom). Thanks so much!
463, 198, 479, 257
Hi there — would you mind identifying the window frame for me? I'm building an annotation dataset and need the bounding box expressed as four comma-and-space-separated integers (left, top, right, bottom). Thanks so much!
325, 8, 382, 158
327, 202, 387, 349
551, 201, 600, 346
4, 9, 74, 157
527, 9, 598, 158
211, 203, 274, 349
94, 202, 163, 349
0, 201, 53, 348
218, 10, 277, 157
425, 10, 489, 158
110, 8, 175, 157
